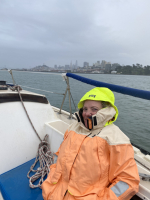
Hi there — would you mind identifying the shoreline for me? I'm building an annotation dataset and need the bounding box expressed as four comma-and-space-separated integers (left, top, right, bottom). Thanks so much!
1, 69, 150, 76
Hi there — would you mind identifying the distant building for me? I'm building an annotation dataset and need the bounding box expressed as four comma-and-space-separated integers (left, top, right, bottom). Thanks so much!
111, 71, 117, 74
111, 63, 120, 71
54, 65, 57, 69
101, 60, 107, 69
70, 61, 72, 70
105, 64, 111, 73
92, 70, 100, 73
83, 62, 89, 68
94, 61, 101, 67
75, 60, 78, 69
65, 65, 69, 70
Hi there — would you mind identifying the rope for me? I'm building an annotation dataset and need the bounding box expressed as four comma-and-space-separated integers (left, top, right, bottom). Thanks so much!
16, 85, 42, 142
8, 85, 22, 91
8, 85, 54, 188
19, 85, 65, 95
27, 134, 54, 188
70, 92, 77, 111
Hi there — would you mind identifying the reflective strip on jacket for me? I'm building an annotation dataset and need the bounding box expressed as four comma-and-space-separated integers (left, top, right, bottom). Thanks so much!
42, 107, 140, 200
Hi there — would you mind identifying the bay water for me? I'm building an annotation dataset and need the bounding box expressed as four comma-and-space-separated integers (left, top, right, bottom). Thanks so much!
1, 70, 150, 152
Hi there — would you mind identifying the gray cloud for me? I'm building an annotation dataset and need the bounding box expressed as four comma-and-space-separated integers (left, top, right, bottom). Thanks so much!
0, 0, 150, 68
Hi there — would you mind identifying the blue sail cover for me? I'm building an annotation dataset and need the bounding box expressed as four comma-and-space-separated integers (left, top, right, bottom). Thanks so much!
66, 73, 150, 100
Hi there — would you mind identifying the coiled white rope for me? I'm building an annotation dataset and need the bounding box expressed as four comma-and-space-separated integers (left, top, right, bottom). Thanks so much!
27, 135, 54, 188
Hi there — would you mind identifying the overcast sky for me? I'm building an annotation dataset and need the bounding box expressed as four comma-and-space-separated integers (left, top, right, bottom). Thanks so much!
0, 0, 150, 69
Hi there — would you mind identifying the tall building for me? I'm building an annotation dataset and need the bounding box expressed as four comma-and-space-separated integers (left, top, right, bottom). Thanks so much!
101, 60, 111, 69
94, 61, 101, 67
75, 60, 78, 69
101, 60, 107, 69
70, 61, 72, 70
105, 64, 111, 73
83, 62, 89, 68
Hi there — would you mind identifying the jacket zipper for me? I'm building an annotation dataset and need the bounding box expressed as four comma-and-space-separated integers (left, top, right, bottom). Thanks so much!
72, 132, 92, 166
64, 190, 68, 197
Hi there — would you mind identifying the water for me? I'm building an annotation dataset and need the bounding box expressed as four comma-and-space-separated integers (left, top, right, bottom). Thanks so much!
0, 70, 150, 152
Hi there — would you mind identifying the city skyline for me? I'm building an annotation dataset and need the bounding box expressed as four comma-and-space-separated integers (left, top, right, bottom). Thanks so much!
1, 58, 148, 71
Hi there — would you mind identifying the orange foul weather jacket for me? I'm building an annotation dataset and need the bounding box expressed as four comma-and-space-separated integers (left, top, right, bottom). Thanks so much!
42, 107, 140, 200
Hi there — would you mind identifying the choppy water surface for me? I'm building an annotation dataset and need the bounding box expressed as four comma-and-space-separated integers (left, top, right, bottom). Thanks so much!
1, 70, 150, 152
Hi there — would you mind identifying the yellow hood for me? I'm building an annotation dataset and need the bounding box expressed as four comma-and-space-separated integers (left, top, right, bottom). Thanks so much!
78, 87, 118, 124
